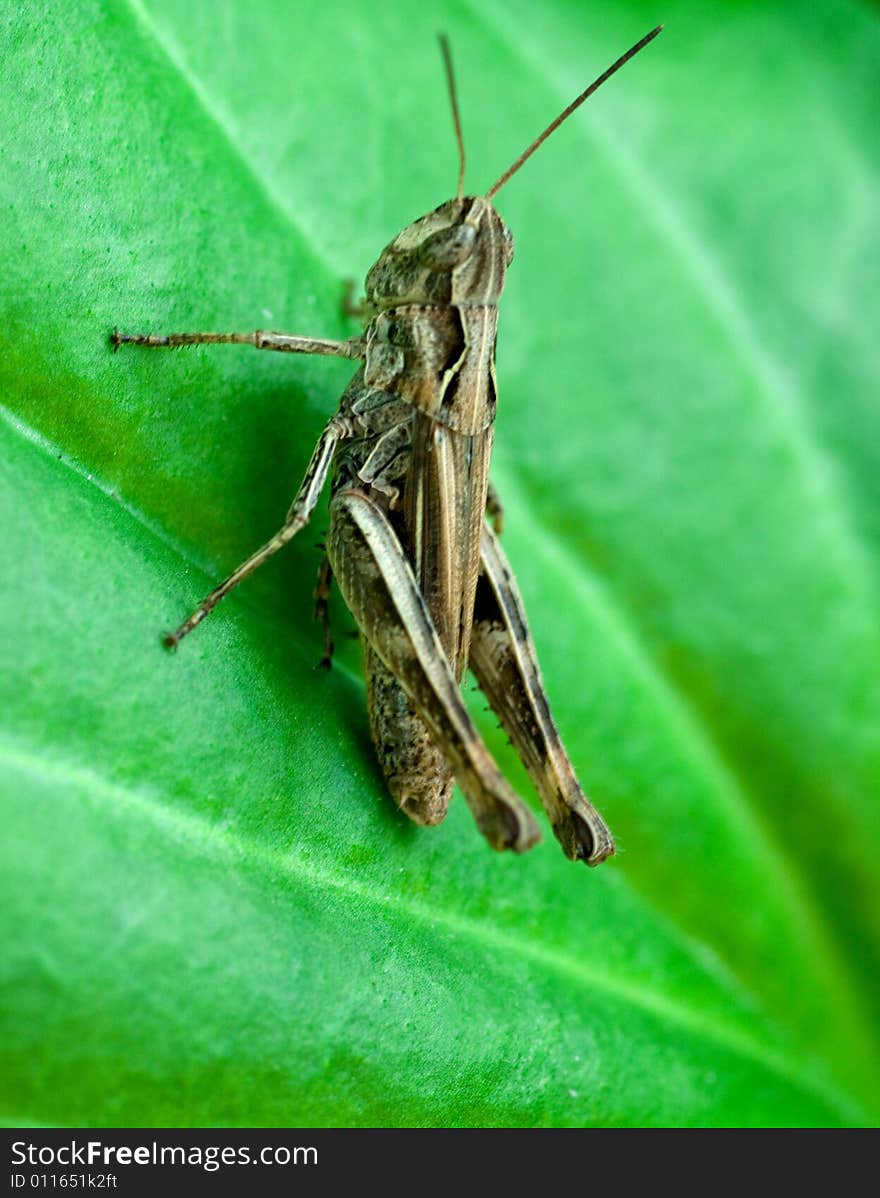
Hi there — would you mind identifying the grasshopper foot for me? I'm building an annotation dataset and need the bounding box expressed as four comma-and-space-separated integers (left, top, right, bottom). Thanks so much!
554, 809, 615, 866
479, 796, 541, 854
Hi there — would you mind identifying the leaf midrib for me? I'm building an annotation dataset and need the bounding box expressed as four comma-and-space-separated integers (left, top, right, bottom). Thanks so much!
7, 384, 871, 1082
13, 0, 874, 1118
113, 0, 880, 1068
2, 733, 868, 1127
3, 395, 875, 1125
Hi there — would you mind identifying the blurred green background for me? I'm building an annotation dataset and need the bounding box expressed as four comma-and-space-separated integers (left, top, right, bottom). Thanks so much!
2, 0, 879, 1127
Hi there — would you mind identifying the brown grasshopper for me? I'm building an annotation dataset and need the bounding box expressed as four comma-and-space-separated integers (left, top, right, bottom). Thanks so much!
112, 26, 662, 865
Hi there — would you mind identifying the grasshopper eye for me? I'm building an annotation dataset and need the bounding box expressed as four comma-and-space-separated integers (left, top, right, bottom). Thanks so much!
419, 223, 477, 269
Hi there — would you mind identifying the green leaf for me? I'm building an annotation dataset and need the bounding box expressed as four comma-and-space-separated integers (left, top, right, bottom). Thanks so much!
2, 0, 879, 1127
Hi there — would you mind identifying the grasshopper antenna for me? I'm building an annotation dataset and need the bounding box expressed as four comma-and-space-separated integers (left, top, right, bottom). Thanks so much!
485, 24, 663, 200
439, 33, 466, 199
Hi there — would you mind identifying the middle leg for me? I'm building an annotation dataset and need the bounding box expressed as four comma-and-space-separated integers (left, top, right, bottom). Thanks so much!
164, 413, 350, 647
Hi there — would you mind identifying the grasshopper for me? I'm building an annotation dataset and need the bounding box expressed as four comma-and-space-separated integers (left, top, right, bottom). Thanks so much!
113, 26, 662, 865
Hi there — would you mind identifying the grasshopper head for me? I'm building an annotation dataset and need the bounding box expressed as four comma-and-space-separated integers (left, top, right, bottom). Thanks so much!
364, 196, 514, 310
366, 26, 662, 314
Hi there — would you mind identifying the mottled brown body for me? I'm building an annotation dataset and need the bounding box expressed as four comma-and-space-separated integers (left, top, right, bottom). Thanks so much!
328, 197, 504, 829
112, 27, 663, 864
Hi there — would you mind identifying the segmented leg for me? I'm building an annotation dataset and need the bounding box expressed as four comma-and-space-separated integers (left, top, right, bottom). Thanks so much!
164, 415, 350, 648
469, 524, 614, 865
112, 328, 364, 359
327, 488, 540, 854
313, 554, 335, 670
486, 480, 505, 534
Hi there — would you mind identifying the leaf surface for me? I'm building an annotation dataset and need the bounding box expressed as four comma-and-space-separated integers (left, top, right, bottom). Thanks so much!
2, 0, 879, 1126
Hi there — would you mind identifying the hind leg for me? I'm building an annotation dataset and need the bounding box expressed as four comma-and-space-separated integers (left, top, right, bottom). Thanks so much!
327, 488, 539, 854
469, 524, 614, 865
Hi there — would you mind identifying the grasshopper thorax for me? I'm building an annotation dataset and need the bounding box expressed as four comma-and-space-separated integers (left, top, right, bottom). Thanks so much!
364, 196, 514, 311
